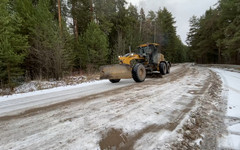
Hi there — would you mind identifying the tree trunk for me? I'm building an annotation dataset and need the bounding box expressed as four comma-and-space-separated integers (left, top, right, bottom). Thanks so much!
72, 1, 78, 39
238, 51, 240, 65
7, 63, 11, 87
218, 47, 221, 64
117, 30, 123, 55
140, 19, 142, 35
154, 21, 156, 43
39, 67, 42, 81
235, 52, 238, 64
73, 19, 78, 39
90, 0, 94, 21
58, 0, 62, 33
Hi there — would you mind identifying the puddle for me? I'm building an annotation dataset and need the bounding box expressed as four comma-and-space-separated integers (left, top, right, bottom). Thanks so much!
99, 128, 127, 150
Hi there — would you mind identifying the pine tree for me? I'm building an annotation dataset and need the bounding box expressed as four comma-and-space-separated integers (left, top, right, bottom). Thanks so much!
125, 4, 141, 50
69, 0, 92, 37
156, 8, 177, 62
94, 0, 117, 34
187, 0, 240, 64
186, 16, 199, 62
15, 0, 73, 79
78, 22, 108, 69
107, 0, 130, 63
0, 0, 28, 88
220, 0, 240, 64
139, 8, 145, 40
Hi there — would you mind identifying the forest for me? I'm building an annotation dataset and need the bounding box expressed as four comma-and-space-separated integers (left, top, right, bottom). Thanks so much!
0, 0, 189, 88
0, 0, 239, 89
187, 0, 240, 64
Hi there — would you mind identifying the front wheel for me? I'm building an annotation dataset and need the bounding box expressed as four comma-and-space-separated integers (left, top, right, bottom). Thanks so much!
132, 63, 146, 82
160, 62, 167, 75
109, 79, 121, 83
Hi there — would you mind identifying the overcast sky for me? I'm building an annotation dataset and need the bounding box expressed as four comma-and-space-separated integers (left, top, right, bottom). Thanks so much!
126, 0, 219, 44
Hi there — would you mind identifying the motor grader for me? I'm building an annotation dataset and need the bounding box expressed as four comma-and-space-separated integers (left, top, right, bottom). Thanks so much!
100, 43, 171, 83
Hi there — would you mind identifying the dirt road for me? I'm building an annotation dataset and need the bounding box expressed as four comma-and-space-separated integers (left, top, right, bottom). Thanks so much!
0, 64, 227, 149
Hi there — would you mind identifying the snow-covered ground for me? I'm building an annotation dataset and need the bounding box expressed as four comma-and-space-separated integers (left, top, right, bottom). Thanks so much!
0, 64, 238, 149
211, 68, 240, 149
0, 79, 136, 117
0, 75, 98, 96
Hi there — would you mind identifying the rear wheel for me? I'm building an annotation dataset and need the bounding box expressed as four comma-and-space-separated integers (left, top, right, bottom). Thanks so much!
166, 63, 170, 74
132, 63, 146, 82
160, 62, 167, 75
109, 79, 121, 83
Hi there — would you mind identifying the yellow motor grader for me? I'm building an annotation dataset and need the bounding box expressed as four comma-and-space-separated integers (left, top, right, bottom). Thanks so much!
100, 43, 171, 83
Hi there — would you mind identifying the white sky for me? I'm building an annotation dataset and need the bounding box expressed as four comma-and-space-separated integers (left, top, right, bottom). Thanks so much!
126, 0, 219, 44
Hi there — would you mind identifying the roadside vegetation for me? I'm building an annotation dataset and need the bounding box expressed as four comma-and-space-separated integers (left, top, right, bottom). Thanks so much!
187, 0, 240, 64
0, 0, 188, 90
1, 0, 239, 91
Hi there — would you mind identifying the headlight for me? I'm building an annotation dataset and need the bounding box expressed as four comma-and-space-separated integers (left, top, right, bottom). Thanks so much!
130, 53, 134, 56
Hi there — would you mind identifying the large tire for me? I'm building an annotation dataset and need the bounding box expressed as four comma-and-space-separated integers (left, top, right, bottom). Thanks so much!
132, 63, 146, 82
159, 62, 167, 75
166, 62, 170, 74
109, 79, 121, 83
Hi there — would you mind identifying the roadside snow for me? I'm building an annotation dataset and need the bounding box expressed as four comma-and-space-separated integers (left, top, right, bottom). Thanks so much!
0, 76, 91, 96
211, 68, 240, 149
0, 80, 104, 102
0, 79, 135, 116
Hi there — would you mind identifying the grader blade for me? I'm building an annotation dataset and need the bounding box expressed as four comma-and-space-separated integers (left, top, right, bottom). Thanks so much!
100, 64, 132, 79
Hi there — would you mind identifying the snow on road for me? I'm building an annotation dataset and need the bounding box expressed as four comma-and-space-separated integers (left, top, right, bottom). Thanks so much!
0, 80, 135, 117
211, 68, 240, 149
0, 66, 182, 117
0, 64, 228, 149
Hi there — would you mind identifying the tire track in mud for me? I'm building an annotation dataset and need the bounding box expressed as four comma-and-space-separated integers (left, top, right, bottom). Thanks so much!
171, 69, 227, 150
0, 64, 190, 121
117, 102, 196, 150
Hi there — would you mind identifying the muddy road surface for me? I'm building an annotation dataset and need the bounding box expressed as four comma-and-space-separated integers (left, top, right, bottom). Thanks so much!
0, 64, 227, 149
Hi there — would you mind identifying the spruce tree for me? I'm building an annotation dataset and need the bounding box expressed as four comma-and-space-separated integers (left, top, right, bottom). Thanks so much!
79, 22, 109, 69
156, 8, 177, 62
0, 0, 28, 88
14, 0, 73, 79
